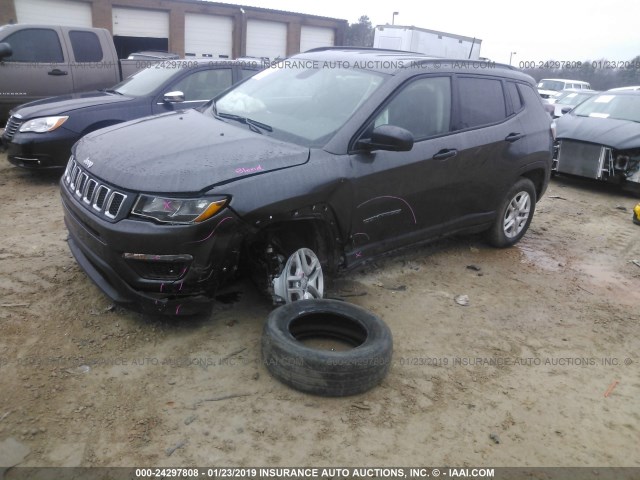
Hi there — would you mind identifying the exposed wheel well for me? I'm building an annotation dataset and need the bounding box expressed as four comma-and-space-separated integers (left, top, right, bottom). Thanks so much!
243, 219, 337, 303
250, 219, 334, 267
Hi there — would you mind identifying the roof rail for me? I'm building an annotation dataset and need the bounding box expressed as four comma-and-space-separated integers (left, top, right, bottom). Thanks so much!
303, 46, 425, 55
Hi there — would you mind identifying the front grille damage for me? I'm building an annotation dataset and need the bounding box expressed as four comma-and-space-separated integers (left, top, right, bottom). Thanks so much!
554, 140, 640, 184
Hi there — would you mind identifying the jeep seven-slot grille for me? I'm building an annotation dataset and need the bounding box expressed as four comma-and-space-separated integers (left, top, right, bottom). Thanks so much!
63, 158, 127, 220
3, 116, 22, 141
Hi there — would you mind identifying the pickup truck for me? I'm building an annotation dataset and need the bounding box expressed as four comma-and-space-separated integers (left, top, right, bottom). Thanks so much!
0, 23, 171, 121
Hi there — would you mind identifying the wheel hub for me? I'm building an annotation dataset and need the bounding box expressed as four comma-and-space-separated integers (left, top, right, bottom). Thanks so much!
272, 247, 324, 303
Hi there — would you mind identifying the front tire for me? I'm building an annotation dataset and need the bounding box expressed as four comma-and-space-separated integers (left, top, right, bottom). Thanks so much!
486, 178, 537, 247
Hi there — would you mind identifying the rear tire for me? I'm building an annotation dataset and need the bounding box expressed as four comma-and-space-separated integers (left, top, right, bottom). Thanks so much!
486, 178, 536, 247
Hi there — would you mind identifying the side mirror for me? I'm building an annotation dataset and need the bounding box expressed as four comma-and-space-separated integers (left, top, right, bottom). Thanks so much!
0, 42, 13, 60
561, 106, 572, 114
357, 125, 414, 152
163, 91, 184, 103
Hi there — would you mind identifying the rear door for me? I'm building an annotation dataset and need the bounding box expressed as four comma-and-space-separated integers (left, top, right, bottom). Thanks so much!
63, 29, 120, 91
437, 75, 525, 232
0, 27, 73, 111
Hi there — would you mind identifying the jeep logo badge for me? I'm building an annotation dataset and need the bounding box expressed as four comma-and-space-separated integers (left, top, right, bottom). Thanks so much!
83, 158, 94, 168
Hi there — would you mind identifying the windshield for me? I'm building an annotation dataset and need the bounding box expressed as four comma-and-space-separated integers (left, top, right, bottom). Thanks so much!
538, 80, 565, 91
572, 94, 640, 122
557, 92, 594, 105
215, 64, 386, 147
113, 66, 181, 96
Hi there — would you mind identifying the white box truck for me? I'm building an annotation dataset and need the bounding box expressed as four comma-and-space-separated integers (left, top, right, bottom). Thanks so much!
373, 25, 481, 60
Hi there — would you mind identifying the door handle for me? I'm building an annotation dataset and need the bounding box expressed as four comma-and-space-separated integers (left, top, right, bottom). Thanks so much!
48, 69, 68, 76
432, 149, 458, 160
505, 132, 524, 142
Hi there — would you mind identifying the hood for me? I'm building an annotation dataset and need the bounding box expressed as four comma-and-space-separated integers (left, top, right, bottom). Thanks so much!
538, 89, 558, 99
11, 91, 133, 119
556, 114, 640, 150
74, 109, 310, 193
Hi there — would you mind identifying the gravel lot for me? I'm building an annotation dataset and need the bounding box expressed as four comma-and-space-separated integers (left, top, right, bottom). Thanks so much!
0, 152, 639, 468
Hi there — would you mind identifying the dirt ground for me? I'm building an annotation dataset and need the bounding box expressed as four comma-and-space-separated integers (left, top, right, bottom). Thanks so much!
0, 151, 639, 469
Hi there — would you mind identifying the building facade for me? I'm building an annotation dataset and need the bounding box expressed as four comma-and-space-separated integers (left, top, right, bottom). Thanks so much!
1, 0, 347, 59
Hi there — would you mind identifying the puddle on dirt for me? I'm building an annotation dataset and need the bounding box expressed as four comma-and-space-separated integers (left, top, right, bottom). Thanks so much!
517, 237, 565, 272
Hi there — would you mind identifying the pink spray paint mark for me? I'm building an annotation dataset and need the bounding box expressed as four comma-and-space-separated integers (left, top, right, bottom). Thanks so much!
186, 216, 234, 244
163, 200, 173, 211
175, 304, 182, 315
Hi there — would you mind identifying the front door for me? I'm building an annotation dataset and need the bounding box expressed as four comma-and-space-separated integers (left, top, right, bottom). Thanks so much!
346, 75, 455, 265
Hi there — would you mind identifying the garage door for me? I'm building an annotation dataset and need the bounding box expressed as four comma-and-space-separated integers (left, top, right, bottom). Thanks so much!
112, 7, 169, 38
300, 26, 334, 52
246, 20, 287, 60
15, 0, 92, 27
185, 13, 233, 58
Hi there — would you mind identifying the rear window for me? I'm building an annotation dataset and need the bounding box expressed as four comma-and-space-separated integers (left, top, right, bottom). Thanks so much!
518, 83, 543, 107
506, 82, 523, 113
457, 77, 507, 128
69, 31, 103, 62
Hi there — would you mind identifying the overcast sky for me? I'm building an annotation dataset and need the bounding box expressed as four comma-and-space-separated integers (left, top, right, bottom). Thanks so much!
230, 0, 640, 64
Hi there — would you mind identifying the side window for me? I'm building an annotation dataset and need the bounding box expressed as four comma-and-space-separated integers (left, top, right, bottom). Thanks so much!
457, 77, 506, 128
372, 76, 452, 140
239, 68, 259, 81
2, 28, 64, 63
517, 83, 543, 107
69, 31, 103, 62
171, 69, 233, 101
506, 81, 523, 113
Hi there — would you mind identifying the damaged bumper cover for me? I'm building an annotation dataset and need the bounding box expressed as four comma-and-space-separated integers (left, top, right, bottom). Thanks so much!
553, 140, 640, 185
60, 179, 247, 316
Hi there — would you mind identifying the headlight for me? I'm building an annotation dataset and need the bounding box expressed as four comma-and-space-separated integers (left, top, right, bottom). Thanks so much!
131, 195, 227, 224
19, 116, 69, 133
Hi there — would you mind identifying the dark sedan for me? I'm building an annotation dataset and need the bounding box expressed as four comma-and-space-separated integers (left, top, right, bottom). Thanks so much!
1, 59, 262, 169
553, 91, 640, 191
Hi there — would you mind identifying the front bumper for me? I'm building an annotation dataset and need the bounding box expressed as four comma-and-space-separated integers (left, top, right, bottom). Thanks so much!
60, 176, 247, 316
554, 140, 640, 185
2, 128, 78, 169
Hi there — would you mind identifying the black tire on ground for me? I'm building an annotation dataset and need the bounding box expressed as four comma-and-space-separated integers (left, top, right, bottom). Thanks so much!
261, 299, 393, 397
486, 177, 537, 248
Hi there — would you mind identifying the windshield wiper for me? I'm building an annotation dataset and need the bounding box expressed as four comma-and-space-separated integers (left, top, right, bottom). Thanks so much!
215, 112, 273, 134
100, 88, 123, 95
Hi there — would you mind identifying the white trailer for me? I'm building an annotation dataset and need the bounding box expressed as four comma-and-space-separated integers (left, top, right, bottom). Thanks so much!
373, 25, 481, 60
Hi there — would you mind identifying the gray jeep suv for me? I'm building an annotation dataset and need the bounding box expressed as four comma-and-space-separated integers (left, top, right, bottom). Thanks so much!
60, 48, 553, 316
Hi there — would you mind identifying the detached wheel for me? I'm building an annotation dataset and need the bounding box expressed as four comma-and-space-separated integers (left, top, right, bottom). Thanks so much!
261, 299, 393, 397
272, 247, 324, 303
486, 178, 536, 247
